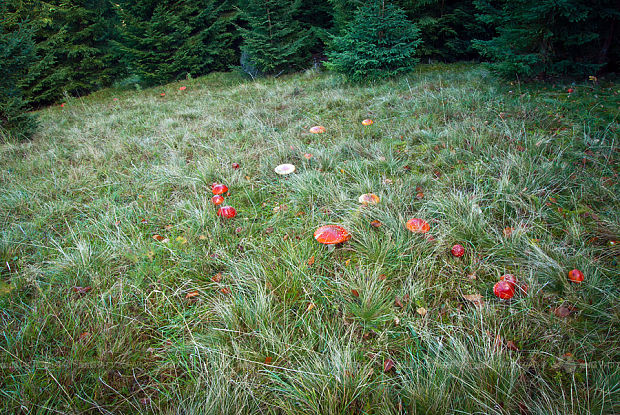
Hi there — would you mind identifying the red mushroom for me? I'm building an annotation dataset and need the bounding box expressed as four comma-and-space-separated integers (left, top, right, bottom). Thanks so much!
405, 218, 430, 234
451, 244, 465, 257
232, 162, 240, 169
500, 274, 517, 287
314, 225, 351, 250
568, 269, 584, 283
212, 195, 224, 205
493, 280, 515, 300
217, 206, 237, 219
212, 183, 228, 195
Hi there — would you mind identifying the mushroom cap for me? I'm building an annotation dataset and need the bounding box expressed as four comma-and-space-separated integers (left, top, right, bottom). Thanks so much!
212, 183, 229, 195
405, 218, 430, 233
274, 164, 296, 175
217, 206, 237, 219
314, 225, 351, 245
358, 193, 380, 205
500, 274, 517, 286
568, 269, 584, 283
303, 153, 313, 160
362, 119, 374, 126
309, 126, 326, 134
232, 162, 240, 169
493, 280, 515, 299
212, 195, 224, 205
451, 244, 465, 257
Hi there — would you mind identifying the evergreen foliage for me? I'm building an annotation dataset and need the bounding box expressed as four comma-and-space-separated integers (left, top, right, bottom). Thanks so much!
326, 1, 422, 81
0, 5, 37, 141
473, 0, 620, 78
17, 0, 120, 106
237, 0, 310, 76
401, 0, 489, 62
114, 0, 237, 86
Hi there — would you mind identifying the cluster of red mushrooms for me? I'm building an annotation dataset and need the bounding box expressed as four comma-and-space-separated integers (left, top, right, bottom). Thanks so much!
211, 182, 236, 219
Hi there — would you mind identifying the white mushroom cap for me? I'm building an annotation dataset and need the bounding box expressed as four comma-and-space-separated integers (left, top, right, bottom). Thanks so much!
274, 164, 296, 175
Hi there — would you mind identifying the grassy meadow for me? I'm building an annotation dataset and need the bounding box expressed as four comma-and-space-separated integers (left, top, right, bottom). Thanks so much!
1, 64, 619, 414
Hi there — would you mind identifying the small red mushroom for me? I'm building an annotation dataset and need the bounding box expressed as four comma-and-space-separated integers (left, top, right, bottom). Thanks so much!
568, 269, 584, 283
494, 280, 515, 300
217, 206, 237, 219
405, 218, 430, 234
232, 162, 240, 169
179, 86, 187, 91
314, 225, 351, 247
567, 88, 574, 93
500, 274, 517, 287
212, 195, 224, 205
451, 244, 465, 257
212, 183, 228, 195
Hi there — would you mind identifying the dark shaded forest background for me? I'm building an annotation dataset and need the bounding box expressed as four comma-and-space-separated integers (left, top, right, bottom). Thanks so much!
1, 0, 618, 139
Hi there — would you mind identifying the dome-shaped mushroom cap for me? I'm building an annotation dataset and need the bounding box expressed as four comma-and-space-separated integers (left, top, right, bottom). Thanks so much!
274, 164, 296, 175
309, 126, 326, 134
362, 119, 374, 126
314, 225, 351, 245
212, 183, 229, 195
406, 218, 430, 233
217, 206, 237, 219
358, 193, 380, 205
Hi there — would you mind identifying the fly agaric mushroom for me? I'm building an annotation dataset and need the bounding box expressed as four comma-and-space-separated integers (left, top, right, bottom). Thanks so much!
362, 119, 374, 126
274, 164, 296, 175
406, 218, 430, 234
212, 183, 228, 195
232, 162, 240, 169
500, 274, 517, 287
217, 206, 237, 219
568, 269, 584, 283
212, 195, 224, 205
314, 225, 351, 251
358, 193, 380, 206
309, 126, 326, 134
451, 244, 465, 257
493, 280, 515, 300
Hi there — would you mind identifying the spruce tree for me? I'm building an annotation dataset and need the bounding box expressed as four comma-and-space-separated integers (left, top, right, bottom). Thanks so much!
473, 0, 619, 78
18, 0, 120, 106
237, 0, 310, 76
326, 0, 422, 81
399, 0, 489, 62
0, 3, 37, 141
114, 0, 237, 86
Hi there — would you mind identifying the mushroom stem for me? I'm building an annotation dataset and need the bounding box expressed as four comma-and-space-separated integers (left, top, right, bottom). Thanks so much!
327, 244, 335, 253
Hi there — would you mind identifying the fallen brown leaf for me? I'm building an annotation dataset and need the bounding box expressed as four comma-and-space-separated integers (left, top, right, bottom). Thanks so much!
384, 358, 395, 372
264, 356, 273, 365
463, 293, 484, 307
185, 290, 199, 299
211, 273, 223, 283
370, 220, 382, 228
416, 307, 427, 316
351, 289, 359, 298
307, 256, 315, 266
73, 286, 92, 295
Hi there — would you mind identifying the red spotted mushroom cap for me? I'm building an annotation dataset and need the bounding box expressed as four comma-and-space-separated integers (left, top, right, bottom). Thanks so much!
406, 218, 430, 233
314, 225, 351, 245
217, 206, 237, 219
212, 183, 228, 195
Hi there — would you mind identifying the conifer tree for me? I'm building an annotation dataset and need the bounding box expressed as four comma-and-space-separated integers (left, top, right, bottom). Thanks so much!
0, 2, 37, 140
237, 0, 310, 76
473, 0, 619, 78
114, 0, 237, 86
326, 0, 422, 81
19, 0, 120, 106
400, 0, 489, 62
